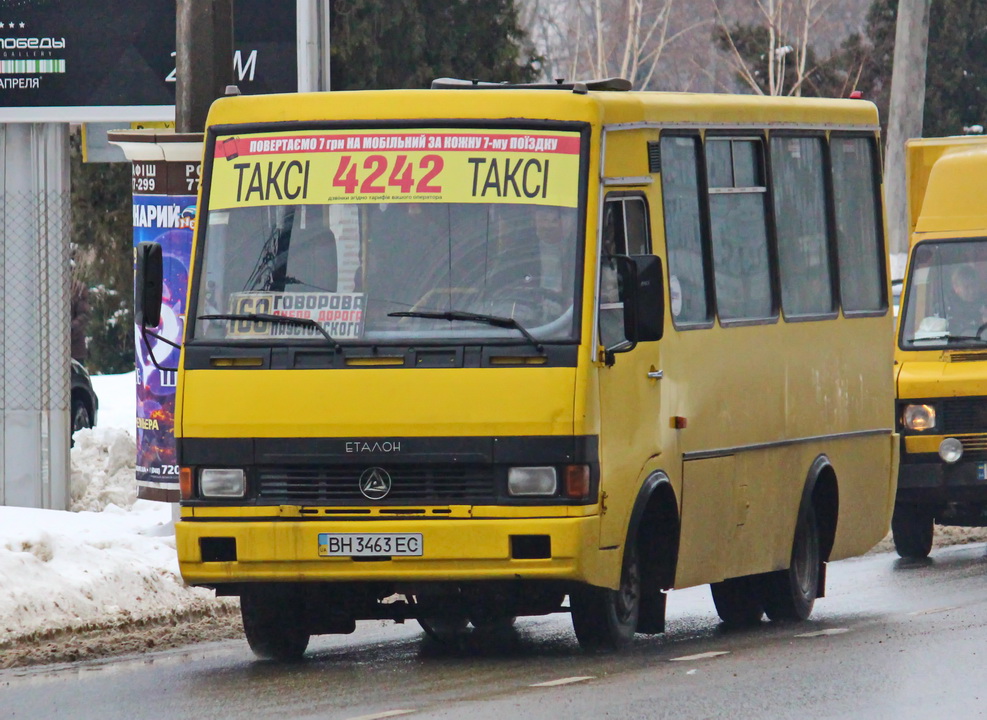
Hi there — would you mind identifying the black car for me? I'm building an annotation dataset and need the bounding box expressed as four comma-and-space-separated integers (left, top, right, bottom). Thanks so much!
71, 359, 99, 435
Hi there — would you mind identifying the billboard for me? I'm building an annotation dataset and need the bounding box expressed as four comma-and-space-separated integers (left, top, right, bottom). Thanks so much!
0, 0, 295, 122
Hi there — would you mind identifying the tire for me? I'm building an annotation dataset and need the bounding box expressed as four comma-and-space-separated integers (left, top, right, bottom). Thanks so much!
417, 615, 470, 644
414, 591, 470, 645
570, 547, 640, 652
710, 575, 765, 627
71, 398, 93, 433
763, 504, 821, 622
891, 504, 934, 559
240, 588, 310, 661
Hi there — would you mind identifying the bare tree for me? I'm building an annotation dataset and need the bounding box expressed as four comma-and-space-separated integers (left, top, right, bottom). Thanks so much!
521, 0, 710, 90
713, 0, 840, 96
519, 0, 872, 95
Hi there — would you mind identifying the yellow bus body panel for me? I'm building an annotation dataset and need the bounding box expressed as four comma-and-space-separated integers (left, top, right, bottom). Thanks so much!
906, 136, 987, 236
180, 367, 576, 438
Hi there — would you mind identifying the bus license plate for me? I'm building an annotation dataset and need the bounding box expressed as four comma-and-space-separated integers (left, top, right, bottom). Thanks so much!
318, 533, 423, 557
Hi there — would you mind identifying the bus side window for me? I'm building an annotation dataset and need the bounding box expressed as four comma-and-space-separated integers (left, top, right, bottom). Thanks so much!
706, 137, 773, 322
660, 134, 710, 326
831, 135, 885, 313
770, 135, 834, 317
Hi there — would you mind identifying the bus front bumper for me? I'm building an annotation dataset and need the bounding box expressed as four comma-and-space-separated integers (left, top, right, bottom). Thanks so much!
176, 514, 615, 588
897, 458, 987, 502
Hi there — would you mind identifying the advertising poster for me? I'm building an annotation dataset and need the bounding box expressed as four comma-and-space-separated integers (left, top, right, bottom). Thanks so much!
208, 129, 582, 210
0, 0, 295, 120
132, 160, 198, 499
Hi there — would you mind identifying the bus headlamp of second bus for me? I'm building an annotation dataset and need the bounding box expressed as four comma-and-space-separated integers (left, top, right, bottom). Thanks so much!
901, 403, 964, 464
902, 404, 936, 431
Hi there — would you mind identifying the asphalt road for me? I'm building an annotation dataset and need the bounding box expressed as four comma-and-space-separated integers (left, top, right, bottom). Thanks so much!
4, 544, 987, 720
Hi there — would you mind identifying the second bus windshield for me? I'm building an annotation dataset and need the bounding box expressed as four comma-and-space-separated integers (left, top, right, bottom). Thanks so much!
900, 239, 987, 347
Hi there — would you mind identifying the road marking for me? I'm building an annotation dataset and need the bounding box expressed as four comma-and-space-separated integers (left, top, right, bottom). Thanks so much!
794, 628, 850, 638
530, 676, 596, 687
908, 606, 958, 616
345, 710, 415, 720
669, 651, 730, 662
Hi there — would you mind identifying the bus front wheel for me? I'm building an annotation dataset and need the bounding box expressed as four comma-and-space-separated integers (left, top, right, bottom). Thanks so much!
240, 587, 310, 661
891, 504, 934, 559
570, 547, 640, 652
710, 576, 765, 627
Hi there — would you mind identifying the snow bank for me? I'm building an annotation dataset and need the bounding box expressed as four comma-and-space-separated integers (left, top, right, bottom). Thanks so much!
0, 501, 222, 646
70, 427, 138, 512
0, 382, 231, 647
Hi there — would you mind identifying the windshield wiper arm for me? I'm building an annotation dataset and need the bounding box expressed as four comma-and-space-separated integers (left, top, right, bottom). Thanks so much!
388, 310, 543, 352
945, 333, 987, 343
199, 313, 339, 350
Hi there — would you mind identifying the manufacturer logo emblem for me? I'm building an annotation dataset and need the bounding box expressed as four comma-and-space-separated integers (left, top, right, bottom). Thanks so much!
359, 467, 392, 500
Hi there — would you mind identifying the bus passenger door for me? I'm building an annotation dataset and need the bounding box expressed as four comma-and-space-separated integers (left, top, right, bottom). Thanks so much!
597, 194, 664, 549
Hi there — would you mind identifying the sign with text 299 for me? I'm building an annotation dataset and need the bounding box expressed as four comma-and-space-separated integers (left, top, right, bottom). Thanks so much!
207, 129, 582, 209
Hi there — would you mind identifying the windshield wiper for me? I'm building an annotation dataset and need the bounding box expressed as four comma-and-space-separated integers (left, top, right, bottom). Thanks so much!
945, 333, 987, 343
199, 313, 339, 350
388, 310, 543, 352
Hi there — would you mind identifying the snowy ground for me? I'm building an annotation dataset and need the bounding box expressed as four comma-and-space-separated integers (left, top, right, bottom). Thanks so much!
1, 366, 985, 668
0, 373, 238, 668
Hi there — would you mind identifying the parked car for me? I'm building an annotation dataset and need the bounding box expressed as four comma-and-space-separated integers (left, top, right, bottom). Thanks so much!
71, 359, 98, 436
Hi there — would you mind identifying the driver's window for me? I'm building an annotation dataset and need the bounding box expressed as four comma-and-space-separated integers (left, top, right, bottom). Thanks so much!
600, 196, 651, 348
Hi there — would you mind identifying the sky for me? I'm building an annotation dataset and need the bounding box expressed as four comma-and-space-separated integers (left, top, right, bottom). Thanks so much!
0, 372, 221, 647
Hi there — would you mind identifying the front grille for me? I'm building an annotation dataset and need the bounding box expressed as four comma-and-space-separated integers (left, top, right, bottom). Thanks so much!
257, 464, 497, 503
959, 434, 987, 460
943, 397, 987, 434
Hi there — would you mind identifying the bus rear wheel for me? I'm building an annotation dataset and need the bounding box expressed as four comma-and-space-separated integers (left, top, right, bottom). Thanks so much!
240, 587, 310, 661
570, 547, 640, 652
763, 504, 821, 621
891, 504, 934, 559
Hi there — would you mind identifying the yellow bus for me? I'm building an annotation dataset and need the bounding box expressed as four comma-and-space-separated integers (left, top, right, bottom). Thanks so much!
893, 135, 987, 558
135, 79, 898, 659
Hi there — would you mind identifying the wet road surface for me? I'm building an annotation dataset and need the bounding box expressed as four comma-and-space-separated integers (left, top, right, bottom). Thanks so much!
4, 544, 987, 719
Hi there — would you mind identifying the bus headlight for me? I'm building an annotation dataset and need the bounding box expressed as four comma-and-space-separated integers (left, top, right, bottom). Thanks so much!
508, 467, 557, 496
199, 468, 246, 498
902, 404, 936, 431
939, 438, 963, 464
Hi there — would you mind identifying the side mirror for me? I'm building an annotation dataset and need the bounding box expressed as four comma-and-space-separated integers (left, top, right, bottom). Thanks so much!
604, 254, 664, 364
622, 254, 664, 343
135, 241, 163, 328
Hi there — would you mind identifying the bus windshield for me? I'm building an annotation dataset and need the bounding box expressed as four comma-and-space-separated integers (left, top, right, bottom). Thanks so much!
190, 127, 583, 345
899, 238, 987, 348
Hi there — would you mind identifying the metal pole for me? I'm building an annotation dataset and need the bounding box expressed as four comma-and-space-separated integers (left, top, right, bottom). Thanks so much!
884, 0, 931, 259
297, 0, 331, 92
176, 0, 234, 133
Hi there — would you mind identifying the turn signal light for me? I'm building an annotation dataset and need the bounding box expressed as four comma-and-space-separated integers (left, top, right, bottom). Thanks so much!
564, 464, 591, 500
180, 467, 193, 500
